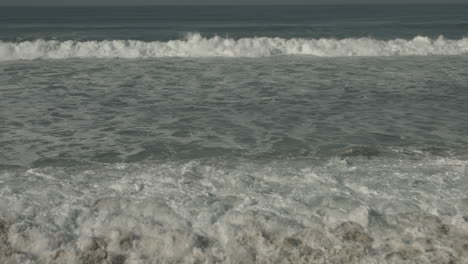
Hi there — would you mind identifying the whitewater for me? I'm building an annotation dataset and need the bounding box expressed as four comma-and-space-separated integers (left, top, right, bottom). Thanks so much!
1, 149, 468, 264
1, 34, 468, 60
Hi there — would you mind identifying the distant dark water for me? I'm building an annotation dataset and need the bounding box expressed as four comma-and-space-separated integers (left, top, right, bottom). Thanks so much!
1, 5, 468, 41
0, 5, 467, 264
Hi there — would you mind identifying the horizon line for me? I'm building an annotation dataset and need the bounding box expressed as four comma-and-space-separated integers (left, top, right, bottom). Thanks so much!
2, 3, 468, 7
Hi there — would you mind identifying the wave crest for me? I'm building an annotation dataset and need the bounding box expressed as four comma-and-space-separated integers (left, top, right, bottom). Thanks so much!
1, 33, 468, 60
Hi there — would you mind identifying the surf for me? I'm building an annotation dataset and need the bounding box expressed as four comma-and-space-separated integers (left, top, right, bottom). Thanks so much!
1, 33, 468, 61
0, 150, 467, 263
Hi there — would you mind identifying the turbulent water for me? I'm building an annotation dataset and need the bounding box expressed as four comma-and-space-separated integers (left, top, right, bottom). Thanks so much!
1, 5, 468, 264
2, 35, 468, 60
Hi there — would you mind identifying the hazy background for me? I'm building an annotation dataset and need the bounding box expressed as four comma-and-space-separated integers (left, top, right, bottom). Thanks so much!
1, 0, 467, 6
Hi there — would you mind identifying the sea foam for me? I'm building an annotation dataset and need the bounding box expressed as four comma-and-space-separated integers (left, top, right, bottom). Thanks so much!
0, 150, 467, 263
1, 34, 468, 61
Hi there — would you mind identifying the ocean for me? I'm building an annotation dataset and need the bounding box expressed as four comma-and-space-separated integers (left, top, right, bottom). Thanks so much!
0, 5, 468, 264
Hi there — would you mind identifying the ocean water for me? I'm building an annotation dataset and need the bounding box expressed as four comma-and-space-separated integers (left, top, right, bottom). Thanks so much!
1, 5, 468, 264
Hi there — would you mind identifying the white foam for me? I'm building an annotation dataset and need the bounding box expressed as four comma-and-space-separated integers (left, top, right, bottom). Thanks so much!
1, 151, 468, 263
1, 34, 468, 61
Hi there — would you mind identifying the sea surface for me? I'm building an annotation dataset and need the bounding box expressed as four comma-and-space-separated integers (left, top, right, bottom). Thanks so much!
1, 5, 468, 264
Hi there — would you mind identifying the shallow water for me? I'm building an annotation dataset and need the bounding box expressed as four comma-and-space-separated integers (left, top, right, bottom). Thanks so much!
2, 55, 468, 167
1, 150, 468, 263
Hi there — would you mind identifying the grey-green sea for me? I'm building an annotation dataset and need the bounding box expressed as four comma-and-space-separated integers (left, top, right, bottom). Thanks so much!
0, 5, 468, 264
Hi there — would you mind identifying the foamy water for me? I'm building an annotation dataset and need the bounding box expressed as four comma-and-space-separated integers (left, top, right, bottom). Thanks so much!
1, 34, 468, 61
1, 5, 468, 264
1, 149, 467, 264
2, 52, 468, 264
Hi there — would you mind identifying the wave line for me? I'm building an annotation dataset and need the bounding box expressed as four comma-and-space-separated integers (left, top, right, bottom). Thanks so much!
1, 33, 468, 60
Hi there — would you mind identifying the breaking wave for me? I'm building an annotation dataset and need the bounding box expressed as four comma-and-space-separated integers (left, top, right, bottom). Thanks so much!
1, 33, 468, 60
